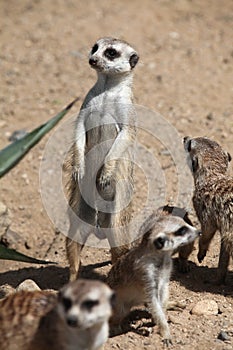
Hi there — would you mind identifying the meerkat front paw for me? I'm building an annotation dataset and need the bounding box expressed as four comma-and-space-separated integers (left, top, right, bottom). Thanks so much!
162, 338, 173, 348
197, 249, 207, 263
97, 163, 116, 191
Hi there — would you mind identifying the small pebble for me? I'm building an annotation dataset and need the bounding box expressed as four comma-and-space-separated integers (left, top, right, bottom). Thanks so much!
8, 129, 28, 142
16, 279, 41, 292
191, 299, 218, 316
217, 330, 230, 342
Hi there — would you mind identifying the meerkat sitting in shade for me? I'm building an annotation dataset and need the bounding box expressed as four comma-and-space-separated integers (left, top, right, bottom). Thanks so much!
107, 214, 200, 346
66, 37, 139, 281
0, 279, 114, 350
184, 136, 233, 284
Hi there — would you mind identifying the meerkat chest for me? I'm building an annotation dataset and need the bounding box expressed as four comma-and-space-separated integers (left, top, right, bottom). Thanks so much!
85, 110, 120, 150
144, 256, 172, 284
64, 325, 107, 350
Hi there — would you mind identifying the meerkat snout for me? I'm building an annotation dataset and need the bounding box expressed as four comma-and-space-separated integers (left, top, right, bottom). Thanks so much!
153, 235, 167, 249
89, 57, 98, 67
66, 314, 78, 327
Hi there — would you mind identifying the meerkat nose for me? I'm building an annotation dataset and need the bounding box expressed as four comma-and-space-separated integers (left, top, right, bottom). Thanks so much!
66, 315, 78, 327
89, 57, 98, 66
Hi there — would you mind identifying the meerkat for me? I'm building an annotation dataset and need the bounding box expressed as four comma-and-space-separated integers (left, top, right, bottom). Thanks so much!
66, 37, 139, 281
0, 279, 114, 350
107, 214, 200, 346
184, 136, 233, 284
158, 205, 195, 273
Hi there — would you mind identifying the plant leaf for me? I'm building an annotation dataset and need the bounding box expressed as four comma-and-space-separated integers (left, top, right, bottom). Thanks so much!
0, 97, 79, 178
0, 243, 56, 264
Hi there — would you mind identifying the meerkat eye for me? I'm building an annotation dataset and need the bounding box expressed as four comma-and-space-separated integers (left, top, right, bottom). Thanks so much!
62, 297, 72, 311
81, 299, 99, 311
174, 226, 187, 236
104, 48, 120, 60
91, 43, 98, 54
227, 152, 232, 162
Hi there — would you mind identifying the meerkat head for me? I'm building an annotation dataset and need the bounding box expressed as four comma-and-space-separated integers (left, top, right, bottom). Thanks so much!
145, 216, 200, 252
88, 37, 139, 75
57, 279, 114, 330
183, 136, 231, 177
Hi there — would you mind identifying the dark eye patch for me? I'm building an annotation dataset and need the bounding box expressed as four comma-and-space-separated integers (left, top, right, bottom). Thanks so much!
104, 47, 120, 60
174, 226, 187, 236
62, 297, 72, 311
91, 43, 98, 54
81, 299, 99, 311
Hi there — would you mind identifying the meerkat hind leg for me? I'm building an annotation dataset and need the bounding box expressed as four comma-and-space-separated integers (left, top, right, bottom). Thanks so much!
215, 238, 230, 285
197, 228, 216, 263
98, 210, 131, 264
66, 238, 83, 282
67, 197, 96, 281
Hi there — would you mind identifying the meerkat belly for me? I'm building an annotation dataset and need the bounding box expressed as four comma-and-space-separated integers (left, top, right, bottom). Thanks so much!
85, 112, 119, 152
86, 124, 118, 152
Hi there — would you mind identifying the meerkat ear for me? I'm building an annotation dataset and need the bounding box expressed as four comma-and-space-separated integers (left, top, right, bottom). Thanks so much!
227, 152, 232, 162
154, 236, 166, 249
129, 53, 139, 69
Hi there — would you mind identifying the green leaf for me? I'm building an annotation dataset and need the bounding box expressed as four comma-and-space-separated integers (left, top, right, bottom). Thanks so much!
0, 244, 56, 264
0, 97, 79, 178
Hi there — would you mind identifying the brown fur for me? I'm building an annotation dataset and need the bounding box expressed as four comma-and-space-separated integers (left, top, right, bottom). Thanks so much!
184, 136, 233, 284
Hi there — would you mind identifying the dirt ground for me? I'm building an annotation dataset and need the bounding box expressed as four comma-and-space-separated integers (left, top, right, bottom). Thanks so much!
0, 0, 233, 349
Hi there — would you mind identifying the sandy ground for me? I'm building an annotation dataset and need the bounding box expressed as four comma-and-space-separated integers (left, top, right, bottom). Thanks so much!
0, 0, 233, 349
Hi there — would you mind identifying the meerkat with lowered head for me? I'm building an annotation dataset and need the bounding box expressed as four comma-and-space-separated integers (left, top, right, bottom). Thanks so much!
107, 214, 200, 345
66, 37, 139, 281
0, 279, 114, 350
184, 136, 233, 284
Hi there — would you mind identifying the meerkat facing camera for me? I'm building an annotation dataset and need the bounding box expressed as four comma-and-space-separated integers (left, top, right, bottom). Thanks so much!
184, 136, 233, 284
0, 279, 114, 350
66, 37, 139, 281
107, 214, 200, 346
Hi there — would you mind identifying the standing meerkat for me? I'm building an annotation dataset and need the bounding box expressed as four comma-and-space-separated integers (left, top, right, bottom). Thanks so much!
0, 279, 114, 350
107, 214, 200, 346
184, 136, 232, 284
66, 37, 139, 281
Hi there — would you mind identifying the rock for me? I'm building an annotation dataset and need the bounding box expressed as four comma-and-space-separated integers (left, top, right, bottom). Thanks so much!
16, 279, 41, 292
8, 129, 28, 142
0, 284, 15, 299
217, 330, 230, 341
191, 299, 218, 316
0, 202, 12, 237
